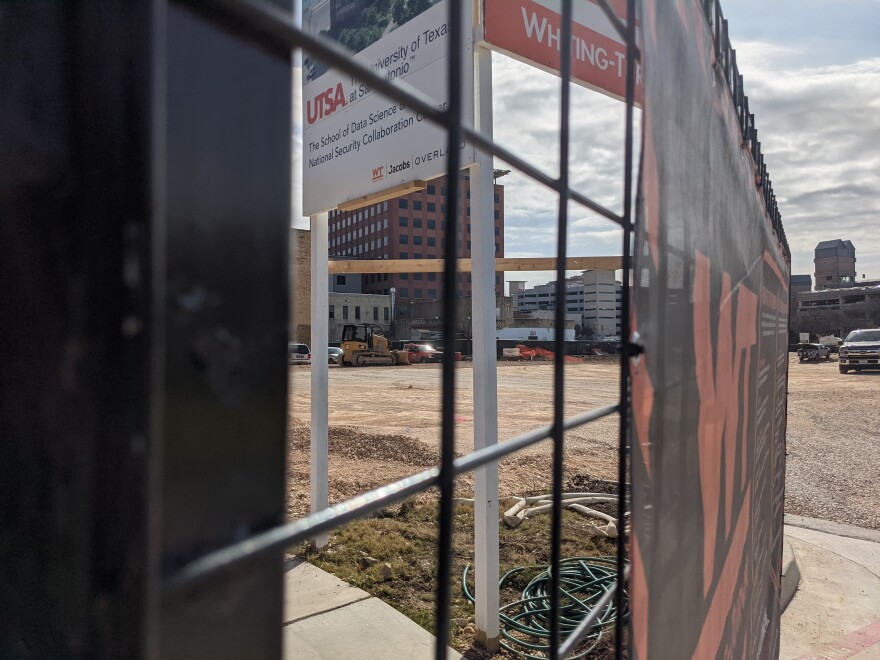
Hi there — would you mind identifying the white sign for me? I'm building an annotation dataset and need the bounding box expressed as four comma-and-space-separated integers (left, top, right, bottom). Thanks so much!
302, 0, 475, 215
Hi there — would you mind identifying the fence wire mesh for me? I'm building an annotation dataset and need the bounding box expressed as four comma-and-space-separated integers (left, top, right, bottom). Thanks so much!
164, 0, 639, 657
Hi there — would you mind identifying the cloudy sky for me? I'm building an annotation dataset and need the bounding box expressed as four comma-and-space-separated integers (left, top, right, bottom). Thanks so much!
492, 0, 880, 289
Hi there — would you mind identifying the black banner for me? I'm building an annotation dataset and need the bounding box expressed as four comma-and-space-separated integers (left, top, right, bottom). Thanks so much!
631, 2, 790, 658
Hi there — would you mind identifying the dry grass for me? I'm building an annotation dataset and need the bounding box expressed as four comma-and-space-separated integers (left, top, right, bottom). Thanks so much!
294, 496, 624, 658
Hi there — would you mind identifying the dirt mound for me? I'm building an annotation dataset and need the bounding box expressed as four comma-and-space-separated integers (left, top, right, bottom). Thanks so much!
289, 422, 440, 467
565, 474, 624, 495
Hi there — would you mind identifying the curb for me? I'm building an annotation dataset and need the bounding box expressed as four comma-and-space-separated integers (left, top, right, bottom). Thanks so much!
781, 537, 801, 612
784, 514, 880, 544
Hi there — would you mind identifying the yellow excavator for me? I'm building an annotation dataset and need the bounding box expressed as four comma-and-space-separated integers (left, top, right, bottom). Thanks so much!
339, 324, 408, 366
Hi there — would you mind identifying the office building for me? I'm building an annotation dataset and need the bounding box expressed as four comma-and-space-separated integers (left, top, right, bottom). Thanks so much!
513, 270, 622, 338
327, 175, 504, 319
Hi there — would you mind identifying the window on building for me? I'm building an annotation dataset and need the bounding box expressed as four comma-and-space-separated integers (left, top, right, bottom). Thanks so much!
414, 218, 422, 228
495, 225, 500, 235
413, 253, 422, 259
401, 273, 408, 280
329, 305, 335, 318
494, 210, 500, 220
400, 288, 409, 297
427, 202, 436, 212
467, 223, 471, 233
467, 275, 472, 283
414, 288, 423, 299
383, 218, 388, 229
494, 193, 500, 203
384, 307, 389, 321
441, 186, 447, 196
400, 235, 409, 244
383, 201, 388, 211
415, 273, 423, 280
383, 236, 388, 246
441, 204, 447, 214
427, 237, 436, 247
427, 219, 435, 230
495, 243, 500, 253
414, 236, 422, 246
373, 306, 379, 320
466, 189, 471, 199
343, 306, 349, 320
399, 199, 408, 209
427, 184, 435, 194
428, 272, 436, 281
355, 306, 361, 320
467, 206, 471, 215
400, 217, 408, 227
428, 289, 437, 299
413, 200, 422, 210
336, 275, 346, 286
400, 252, 408, 259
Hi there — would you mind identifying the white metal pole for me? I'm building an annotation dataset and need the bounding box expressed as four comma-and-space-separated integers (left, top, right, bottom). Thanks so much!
471, 42, 500, 652
291, 0, 307, 230
310, 212, 329, 548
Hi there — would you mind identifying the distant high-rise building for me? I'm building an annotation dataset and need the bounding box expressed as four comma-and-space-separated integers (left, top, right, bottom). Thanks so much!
814, 239, 856, 290
327, 175, 504, 319
513, 270, 622, 338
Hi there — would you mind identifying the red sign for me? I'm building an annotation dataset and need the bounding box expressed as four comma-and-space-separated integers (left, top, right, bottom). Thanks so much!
483, 0, 642, 102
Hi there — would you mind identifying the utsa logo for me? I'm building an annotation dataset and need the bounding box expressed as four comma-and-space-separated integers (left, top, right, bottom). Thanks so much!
371, 166, 385, 182
306, 82, 346, 125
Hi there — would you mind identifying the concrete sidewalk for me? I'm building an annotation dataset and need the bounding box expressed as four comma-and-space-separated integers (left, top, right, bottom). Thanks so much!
781, 515, 880, 659
282, 516, 880, 659
282, 559, 461, 659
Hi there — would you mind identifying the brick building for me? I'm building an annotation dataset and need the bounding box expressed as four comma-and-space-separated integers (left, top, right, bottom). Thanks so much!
327, 175, 504, 319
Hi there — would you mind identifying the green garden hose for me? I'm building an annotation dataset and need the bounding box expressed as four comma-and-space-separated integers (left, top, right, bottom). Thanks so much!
462, 557, 627, 659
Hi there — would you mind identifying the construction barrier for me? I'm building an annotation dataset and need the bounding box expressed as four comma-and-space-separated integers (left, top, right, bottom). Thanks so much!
630, 1, 790, 658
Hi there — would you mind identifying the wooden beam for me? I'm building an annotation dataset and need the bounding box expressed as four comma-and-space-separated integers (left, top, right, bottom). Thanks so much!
327, 256, 623, 274
336, 180, 427, 212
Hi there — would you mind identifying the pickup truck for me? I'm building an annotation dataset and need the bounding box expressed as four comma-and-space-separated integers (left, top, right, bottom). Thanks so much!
404, 343, 443, 364
838, 328, 880, 374
797, 343, 830, 362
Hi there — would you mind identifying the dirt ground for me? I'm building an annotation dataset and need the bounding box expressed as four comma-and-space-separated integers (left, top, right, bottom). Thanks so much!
785, 354, 880, 529
287, 354, 880, 529
287, 359, 620, 518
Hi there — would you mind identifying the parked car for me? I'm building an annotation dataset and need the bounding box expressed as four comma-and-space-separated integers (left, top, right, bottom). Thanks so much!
404, 343, 443, 364
289, 342, 311, 365
838, 328, 880, 374
327, 347, 344, 365
797, 343, 830, 362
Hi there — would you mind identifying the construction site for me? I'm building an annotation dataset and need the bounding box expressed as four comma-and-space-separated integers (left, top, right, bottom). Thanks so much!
7, 0, 880, 659
288, 355, 880, 528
